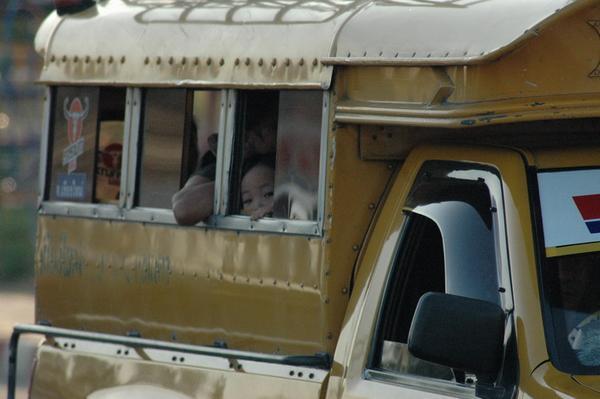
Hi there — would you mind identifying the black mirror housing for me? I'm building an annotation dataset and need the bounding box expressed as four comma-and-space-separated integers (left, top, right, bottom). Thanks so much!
407, 292, 505, 381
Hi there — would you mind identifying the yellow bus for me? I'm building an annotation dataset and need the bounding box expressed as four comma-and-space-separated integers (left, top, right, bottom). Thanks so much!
8, 0, 600, 398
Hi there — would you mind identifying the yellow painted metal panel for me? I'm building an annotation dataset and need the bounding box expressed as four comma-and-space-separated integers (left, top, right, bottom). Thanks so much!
546, 242, 600, 257
336, 4, 600, 127
36, 217, 328, 354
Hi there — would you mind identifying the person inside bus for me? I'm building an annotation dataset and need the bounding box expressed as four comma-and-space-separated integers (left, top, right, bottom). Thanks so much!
172, 102, 277, 225
241, 155, 276, 220
557, 253, 600, 366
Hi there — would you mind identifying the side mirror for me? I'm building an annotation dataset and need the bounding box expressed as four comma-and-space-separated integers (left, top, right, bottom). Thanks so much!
407, 292, 505, 382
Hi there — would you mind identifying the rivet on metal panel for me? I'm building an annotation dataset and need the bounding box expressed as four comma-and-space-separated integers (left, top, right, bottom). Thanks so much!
156, 57, 162, 65
352, 244, 359, 251
271, 58, 277, 67
235, 58, 240, 66
121, 56, 126, 64
312, 58, 318, 66
108, 56, 114, 64
169, 57, 174, 65
219, 58, 225, 66
258, 58, 264, 66
342, 287, 348, 294
207, 57, 212, 65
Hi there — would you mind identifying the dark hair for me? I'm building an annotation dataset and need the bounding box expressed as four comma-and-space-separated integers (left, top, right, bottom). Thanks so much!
242, 154, 276, 178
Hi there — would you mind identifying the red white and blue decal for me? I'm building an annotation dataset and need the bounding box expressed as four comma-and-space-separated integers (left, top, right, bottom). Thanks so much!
538, 169, 600, 250
573, 194, 600, 234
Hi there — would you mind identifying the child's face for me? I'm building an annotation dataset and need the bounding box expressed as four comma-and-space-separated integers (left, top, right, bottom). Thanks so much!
241, 164, 274, 217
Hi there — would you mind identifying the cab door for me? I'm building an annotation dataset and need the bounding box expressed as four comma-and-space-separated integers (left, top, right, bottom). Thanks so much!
331, 145, 526, 399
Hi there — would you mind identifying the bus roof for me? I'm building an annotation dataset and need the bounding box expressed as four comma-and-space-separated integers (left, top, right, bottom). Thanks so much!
35, 0, 591, 87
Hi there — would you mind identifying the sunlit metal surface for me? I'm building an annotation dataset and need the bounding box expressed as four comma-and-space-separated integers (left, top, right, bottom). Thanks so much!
29, 342, 327, 399
34, 0, 597, 89
34, 0, 354, 87
325, 0, 592, 65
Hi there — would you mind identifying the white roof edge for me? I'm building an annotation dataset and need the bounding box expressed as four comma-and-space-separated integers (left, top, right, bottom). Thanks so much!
328, 0, 596, 66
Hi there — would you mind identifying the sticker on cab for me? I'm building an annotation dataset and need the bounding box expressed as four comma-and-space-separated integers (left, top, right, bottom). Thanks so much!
538, 169, 600, 255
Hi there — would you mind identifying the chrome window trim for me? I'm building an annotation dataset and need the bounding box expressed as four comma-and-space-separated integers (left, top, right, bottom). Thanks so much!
125, 88, 143, 210
37, 87, 52, 208
364, 369, 476, 399
316, 92, 329, 226
218, 89, 237, 215
119, 88, 136, 209
213, 89, 229, 216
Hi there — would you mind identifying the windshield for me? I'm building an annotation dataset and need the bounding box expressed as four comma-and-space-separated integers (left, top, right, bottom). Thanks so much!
537, 168, 600, 374
541, 252, 600, 373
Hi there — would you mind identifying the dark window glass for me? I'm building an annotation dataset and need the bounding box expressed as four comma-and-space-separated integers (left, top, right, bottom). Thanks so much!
540, 252, 600, 373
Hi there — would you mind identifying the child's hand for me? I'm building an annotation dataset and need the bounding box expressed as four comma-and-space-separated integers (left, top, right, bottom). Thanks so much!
250, 205, 273, 220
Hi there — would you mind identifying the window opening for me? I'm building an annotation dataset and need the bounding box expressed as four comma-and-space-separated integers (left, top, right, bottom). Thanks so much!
48, 86, 125, 204
137, 89, 190, 208
372, 162, 503, 388
170, 90, 223, 224
229, 90, 322, 221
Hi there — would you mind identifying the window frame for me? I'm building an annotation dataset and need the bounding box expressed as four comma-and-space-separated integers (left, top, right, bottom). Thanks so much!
364, 161, 515, 396
39, 86, 329, 237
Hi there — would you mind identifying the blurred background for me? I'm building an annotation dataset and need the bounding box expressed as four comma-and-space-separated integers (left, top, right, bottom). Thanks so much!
0, 0, 55, 396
